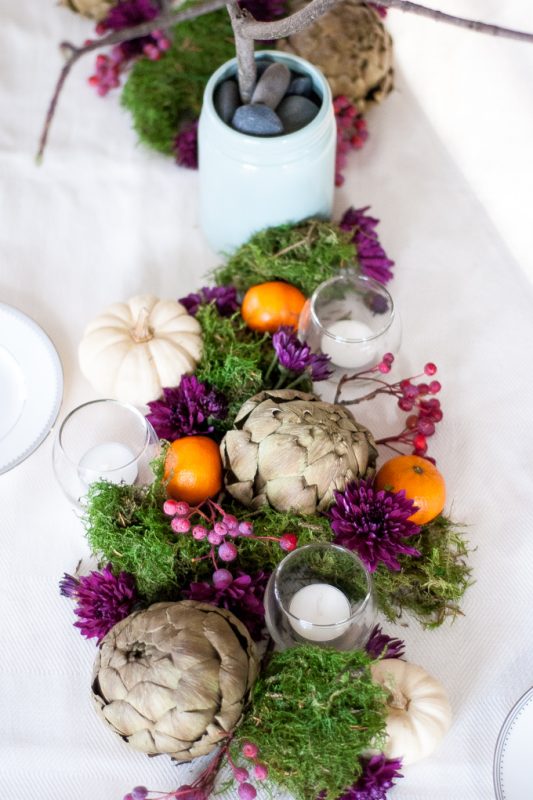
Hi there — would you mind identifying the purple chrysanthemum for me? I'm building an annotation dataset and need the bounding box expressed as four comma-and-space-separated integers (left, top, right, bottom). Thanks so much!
272, 326, 333, 382
329, 480, 421, 572
340, 207, 394, 284
184, 571, 269, 640
180, 285, 239, 317
365, 623, 405, 660
146, 375, 227, 440
174, 119, 199, 169
59, 565, 138, 643
339, 756, 403, 800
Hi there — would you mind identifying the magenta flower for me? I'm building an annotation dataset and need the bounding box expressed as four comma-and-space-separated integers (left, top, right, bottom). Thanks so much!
184, 571, 269, 640
272, 326, 333, 382
180, 285, 239, 317
340, 207, 394, 284
146, 375, 227, 440
339, 755, 403, 800
59, 565, 138, 643
329, 480, 421, 572
365, 624, 405, 660
239, 0, 287, 21
174, 119, 199, 169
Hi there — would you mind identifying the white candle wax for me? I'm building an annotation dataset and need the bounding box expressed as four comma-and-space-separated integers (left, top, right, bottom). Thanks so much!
288, 583, 351, 642
321, 319, 377, 370
78, 442, 138, 486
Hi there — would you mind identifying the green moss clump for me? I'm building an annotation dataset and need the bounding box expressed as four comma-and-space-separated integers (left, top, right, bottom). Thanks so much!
195, 304, 271, 425
121, 11, 236, 155
83, 474, 333, 601
235, 646, 387, 799
373, 515, 473, 628
214, 219, 358, 295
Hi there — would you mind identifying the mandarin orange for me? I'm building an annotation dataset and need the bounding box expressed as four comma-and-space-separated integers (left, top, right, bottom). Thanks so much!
164, 435, 223, 505
241, 281, 306, 333
374, 454, 446, 525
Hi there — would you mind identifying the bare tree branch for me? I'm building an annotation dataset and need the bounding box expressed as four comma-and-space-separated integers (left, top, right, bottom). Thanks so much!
379, 0, 533, 43
37, 0, 227, 160
226, 1, 256, 102
38, 0, 533, 160
236, 0, 533, 43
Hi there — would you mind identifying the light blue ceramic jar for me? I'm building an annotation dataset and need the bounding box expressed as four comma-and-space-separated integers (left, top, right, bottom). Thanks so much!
198, 50, 336, 254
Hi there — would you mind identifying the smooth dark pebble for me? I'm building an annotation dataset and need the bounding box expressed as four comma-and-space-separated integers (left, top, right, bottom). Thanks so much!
231, 103, 284, 136
255, 58, 275, 79
286, 76, 313, 98
214, 79, 241, 124
251, 62, 291, 109
277, 95, 319, 133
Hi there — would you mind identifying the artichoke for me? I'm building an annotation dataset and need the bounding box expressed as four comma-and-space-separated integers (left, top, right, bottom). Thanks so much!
220, 389, 377, 514
279, 1, 394, 111
59, 0, 114, 20
92, 601, 259, 761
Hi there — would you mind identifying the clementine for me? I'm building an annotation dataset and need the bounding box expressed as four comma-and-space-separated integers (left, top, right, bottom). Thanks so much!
164, 436, 223, 505
241, 281, 306, 333
374, 454, 446, 526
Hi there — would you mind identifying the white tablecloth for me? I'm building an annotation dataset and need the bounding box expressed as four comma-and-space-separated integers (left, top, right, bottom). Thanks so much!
1, 1, 533, 798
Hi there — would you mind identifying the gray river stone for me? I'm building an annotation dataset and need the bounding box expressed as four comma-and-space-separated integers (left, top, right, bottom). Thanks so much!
277, 94, 319, 133
287, 75, 313, 98
231, 103, 284, 136
251, 62, 291, 109
214, 79, 240, 124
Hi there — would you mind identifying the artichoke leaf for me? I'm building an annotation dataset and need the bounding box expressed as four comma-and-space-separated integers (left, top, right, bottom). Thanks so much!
222, 430, 258, 482
103, 699, 152, 736
266, 476, 317, 514
258, 434, 307, 480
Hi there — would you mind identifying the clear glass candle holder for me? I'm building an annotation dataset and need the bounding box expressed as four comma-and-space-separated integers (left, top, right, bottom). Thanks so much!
52, 399, 160, 508
298, 272, 401, 378
264, 543, 375, 650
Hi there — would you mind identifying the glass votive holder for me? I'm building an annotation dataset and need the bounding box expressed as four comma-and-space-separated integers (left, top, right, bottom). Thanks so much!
298, 272, 401, 378
264, 542, 375, 651
52, 399, 160, 508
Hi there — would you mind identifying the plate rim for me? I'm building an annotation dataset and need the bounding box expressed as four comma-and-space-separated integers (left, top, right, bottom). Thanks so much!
493, 685, 533, 799
0, 302, 64, 475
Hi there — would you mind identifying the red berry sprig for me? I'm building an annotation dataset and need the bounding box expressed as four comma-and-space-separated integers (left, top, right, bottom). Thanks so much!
333, 95, 369, 186
335, 354, 443, 459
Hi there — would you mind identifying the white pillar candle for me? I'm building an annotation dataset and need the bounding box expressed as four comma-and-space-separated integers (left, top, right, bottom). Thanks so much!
321, 319, 377, 370
78, 442, 138, 486
288, 583, 351, 642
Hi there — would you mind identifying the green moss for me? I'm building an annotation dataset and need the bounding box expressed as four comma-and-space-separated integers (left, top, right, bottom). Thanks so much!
235, 646, 387, 799
373, 515, 473, 628
121, 11, 236, 155
214, 219, 358, 295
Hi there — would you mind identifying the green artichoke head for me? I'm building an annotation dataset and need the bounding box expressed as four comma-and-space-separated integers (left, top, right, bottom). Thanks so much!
220, 389, 378, 514
92, 601, 259, 761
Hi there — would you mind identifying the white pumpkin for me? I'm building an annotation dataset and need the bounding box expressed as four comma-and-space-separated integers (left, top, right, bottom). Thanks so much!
78, 294, 203, 406
371, 659, 452, 765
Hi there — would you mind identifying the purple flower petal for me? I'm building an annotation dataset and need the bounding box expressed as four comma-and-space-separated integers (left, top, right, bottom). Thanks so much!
183, 570, 270, 640
146, 375, 227, 440
179, 285, 239, 317
340, 206, 395, 284
365, 624, 405, 660
61, 565, 138, 643
272, 326, 333, 381
338, 755, 404, 800
329, 480, 421, 572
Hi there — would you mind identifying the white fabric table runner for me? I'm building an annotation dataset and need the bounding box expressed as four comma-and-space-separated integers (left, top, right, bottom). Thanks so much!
1, 2, 533, 798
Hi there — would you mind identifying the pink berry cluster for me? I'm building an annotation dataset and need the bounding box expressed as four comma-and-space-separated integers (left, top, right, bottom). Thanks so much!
333, 95, 369, 186
163, 498, 298, 584
88, 28, 170, 96
228, 741, 269, 800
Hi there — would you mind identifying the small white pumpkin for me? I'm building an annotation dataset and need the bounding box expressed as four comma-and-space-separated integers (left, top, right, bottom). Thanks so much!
78, 294, 203, 406
371, 658, 452, 765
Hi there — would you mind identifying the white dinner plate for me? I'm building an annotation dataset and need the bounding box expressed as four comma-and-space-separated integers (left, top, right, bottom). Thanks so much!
494, 686, 533, 799
0, 303, 63, 474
